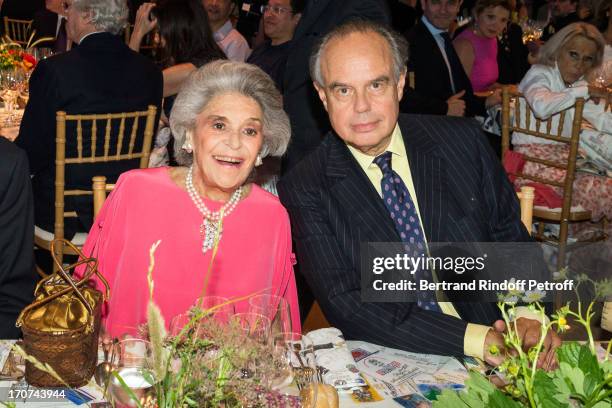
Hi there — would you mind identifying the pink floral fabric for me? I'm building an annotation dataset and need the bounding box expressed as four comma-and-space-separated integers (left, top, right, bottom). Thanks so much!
513, 144, 612, 222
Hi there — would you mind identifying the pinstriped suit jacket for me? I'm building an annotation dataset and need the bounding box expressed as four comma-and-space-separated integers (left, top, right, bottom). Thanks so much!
278, 113, 532, 357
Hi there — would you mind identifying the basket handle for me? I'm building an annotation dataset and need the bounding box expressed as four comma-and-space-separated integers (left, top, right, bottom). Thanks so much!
15, 239, 110, 327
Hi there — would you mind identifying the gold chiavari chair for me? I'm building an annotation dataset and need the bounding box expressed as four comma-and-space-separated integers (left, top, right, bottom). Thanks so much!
501, 86, 607, 272
35, 106, 157, 272
92, 176, 115, 219
3, 17, 33, 46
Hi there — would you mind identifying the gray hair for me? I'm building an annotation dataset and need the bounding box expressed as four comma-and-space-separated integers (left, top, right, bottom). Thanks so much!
170, 60, 291, 166
309, 19, 409, 86
72, 0, 128, 35
537, 22, 605, 70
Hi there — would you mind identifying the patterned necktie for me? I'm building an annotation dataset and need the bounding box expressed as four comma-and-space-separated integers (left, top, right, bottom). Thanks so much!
374, 151, 441, 312
440, 32, 466, 94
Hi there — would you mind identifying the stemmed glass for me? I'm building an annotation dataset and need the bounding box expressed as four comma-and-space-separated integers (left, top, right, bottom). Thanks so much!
195, 295, 235, 324
0, 68, 26, 126
248, 294, 292, 336
270, 332, 318, 407
231, 312, 271, 345
108, 338, 156, 408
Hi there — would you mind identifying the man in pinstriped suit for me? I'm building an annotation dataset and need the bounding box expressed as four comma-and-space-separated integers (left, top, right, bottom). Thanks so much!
277, 20, 561, 367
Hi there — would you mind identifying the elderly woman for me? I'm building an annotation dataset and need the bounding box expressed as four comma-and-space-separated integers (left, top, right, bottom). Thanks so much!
512, 22, 611, 224
77, 61, 299, 337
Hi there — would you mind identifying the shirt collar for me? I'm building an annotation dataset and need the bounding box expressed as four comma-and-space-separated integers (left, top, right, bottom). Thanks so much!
214, 20, 233, 42
79, 31, 105, 44
347, 123, 405, 172
421, 15, 446, 37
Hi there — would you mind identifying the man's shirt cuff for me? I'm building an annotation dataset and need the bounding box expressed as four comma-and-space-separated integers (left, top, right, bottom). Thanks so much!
464, 323, 491, 360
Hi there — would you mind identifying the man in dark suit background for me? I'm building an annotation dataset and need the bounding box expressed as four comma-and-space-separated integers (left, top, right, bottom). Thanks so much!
278, 20, 560, 366
281, 0, 390, 172
31, 0, 69, 51
0, 139, 36, 339
16, 0, 162, 239
401, 0, 499, 118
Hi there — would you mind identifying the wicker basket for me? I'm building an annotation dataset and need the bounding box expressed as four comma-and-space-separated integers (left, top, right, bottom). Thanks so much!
16, 239, 109, 388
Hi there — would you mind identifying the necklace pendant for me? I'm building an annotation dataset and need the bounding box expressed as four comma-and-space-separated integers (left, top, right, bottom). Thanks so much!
201, 218, 222, 254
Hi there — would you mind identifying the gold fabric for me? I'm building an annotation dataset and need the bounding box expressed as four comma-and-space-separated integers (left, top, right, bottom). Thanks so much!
23, 285, 101, 333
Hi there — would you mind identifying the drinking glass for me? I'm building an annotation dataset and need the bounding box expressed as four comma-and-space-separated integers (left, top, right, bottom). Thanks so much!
108, 339, 156, 408
270, 332, 318, 407
248, 294, 292, 336
231, 312, 271, 345
0, 69, 25, 125
194, 295, 235, 324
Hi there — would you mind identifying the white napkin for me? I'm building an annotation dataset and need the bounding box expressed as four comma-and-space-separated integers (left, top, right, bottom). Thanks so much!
306, 328, 366, 393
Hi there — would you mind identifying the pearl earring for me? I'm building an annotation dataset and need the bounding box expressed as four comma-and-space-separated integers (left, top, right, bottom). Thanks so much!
182, 132, 193, 153
255, 155, 263, 166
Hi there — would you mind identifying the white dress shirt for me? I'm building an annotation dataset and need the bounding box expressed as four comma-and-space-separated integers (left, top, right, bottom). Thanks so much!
214, 20, 251, 62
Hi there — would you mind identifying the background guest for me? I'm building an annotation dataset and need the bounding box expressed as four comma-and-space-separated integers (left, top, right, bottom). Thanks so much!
16, 0, 163, 239
204, 0, 251, 61
542, 0, 581, 40
401, 0, 501, 118
454, 0, 512, 92
512, 23, 611, 225
77, 61, 299, 337
498, 3, 532, 84
130, 0, 226, 118
247, 0, 304, 92
32, 0, 70, 51
0, 139, 36, 339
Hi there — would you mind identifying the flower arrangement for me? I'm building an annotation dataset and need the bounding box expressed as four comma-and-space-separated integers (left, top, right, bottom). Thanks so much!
0, 32, 56, 71
434, 272, 612, 408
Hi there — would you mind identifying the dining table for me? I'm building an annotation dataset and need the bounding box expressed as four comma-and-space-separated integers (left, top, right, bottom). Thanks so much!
0, 337, 479, 408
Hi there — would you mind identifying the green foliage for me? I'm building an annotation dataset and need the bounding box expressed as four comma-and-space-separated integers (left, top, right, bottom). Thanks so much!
434, 302, 611, 408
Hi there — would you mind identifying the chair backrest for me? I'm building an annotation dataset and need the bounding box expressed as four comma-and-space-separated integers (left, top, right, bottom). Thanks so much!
53, 106, 157, 245
501, 86, 585, 225
3, 17, 33, 46
92, 176, 115, 219
517, 186, 534, 235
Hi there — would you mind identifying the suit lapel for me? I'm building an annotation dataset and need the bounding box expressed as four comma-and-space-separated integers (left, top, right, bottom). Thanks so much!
325, 134, 399, 243
398, 117, 448, 243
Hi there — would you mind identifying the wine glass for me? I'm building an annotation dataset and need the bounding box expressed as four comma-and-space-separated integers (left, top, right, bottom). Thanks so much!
108, 338, 156, 408
231, 312, 271, 345
194, 295, 235, 324
248, 294, 292, 336
0, 69, 24, 126
270, 332, 318, 407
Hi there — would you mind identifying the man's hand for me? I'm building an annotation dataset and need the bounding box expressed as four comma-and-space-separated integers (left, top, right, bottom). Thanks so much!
493, 318, 561, 370
483, 327, 507, 367
446, 90, 466, 116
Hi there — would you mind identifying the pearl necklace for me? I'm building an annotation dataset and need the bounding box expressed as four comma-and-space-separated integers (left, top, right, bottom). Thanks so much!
185, 165, 243, 253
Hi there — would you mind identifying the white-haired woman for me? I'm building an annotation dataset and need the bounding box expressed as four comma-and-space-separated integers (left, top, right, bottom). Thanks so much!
511, 22, 611, 227
77, 61, 300, 337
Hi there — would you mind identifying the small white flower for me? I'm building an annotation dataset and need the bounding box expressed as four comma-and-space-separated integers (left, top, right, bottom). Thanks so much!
522, 290, 546, 303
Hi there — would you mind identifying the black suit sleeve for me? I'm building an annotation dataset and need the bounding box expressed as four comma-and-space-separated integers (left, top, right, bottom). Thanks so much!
0, 140, 36, 338
15, 60, 57, 175
279, 179, 470, 357
400, 86, 449, 115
